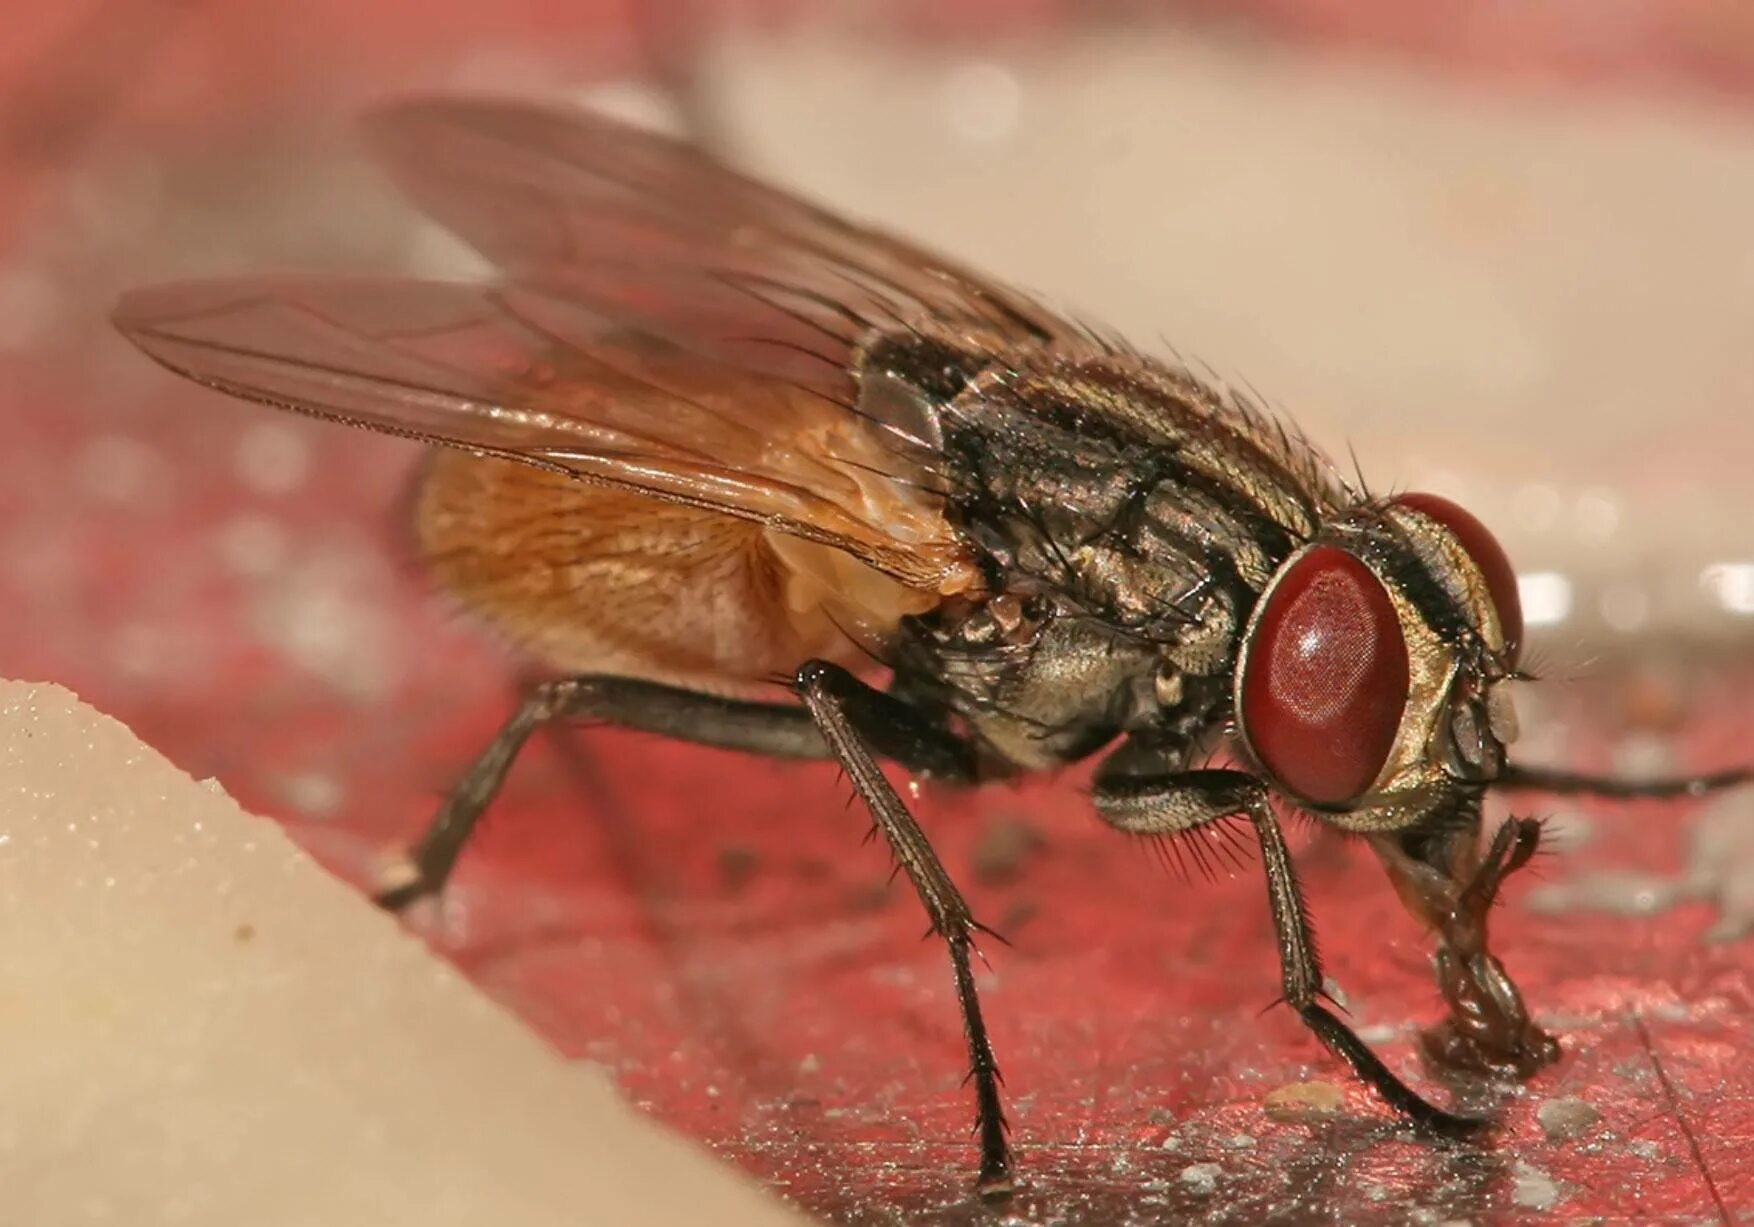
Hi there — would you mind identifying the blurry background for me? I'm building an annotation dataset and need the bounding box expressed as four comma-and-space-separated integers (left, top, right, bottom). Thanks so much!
3, 2, 1754, 1222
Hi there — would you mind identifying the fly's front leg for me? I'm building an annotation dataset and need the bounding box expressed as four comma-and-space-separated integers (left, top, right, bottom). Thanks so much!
377, 673, 973, 911
1370, 811, 1560, 1077
1095, 754, 1483, 1136
793, 660, 1014, 1197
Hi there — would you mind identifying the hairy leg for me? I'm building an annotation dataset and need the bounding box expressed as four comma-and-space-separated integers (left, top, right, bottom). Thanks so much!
794, 660, 1014, 1195
378, 672, 977, 909
1094, 753, 1483, 1135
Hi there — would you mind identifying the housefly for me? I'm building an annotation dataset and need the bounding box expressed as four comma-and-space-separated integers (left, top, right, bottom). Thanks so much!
113, 97, 1754, 1197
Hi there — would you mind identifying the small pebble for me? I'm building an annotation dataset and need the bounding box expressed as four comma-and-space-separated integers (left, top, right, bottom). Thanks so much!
1264, 1080, 1346, 1120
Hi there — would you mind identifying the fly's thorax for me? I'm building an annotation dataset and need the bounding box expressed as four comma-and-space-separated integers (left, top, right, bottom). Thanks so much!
932, 346, 1345, 543
893, 592, 1174, 772
909, 346, 1351, 682
1232, 495, 1525, 832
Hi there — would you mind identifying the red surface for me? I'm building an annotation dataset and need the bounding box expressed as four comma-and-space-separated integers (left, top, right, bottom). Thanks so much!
6, 6, 1754, 1224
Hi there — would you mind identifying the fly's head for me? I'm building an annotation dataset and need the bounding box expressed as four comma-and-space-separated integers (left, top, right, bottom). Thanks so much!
1232, 492, 1524, 832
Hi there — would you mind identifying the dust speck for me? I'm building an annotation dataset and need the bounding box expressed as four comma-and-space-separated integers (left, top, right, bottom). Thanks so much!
1512, 1160, 1560, 1210
1536, 1096, 1599, 1141
1179, 1162, 1222, 1196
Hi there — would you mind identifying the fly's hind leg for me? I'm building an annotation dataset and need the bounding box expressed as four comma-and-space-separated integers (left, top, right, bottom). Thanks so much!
793, 660, 1015, 1197
1370, 811, 1560, 1078
376, 673, 976, 911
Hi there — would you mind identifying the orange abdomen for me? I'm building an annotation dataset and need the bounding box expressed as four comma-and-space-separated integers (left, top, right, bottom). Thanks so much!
413, 451, 928, 694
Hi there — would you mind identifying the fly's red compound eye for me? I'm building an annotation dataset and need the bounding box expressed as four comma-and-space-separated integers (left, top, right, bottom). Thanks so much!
1393, 493, 1523, 663
1240, 546, 1409, 805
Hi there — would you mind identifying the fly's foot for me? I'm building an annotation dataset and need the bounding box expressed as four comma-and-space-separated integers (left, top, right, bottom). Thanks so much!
1425, 944, 1561, 1079
372, 791, 482, 912
1422, 1014, 1560, 1078
976, 1162, 1017, 1202
372, 850, 450, 912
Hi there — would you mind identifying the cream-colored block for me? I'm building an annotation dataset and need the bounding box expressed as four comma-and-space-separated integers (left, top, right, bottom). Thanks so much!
0, 680, 803, 1227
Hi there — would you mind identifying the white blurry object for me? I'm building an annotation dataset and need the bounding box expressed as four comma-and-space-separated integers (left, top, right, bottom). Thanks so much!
0, 681, 802, 1227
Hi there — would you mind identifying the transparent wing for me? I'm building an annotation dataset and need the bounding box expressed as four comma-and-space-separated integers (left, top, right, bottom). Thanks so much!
361, 96, 1071, 411
112, 273, 978, 592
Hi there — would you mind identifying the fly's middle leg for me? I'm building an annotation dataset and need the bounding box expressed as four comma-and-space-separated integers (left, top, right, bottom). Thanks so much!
794, 659, 1014, 1198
